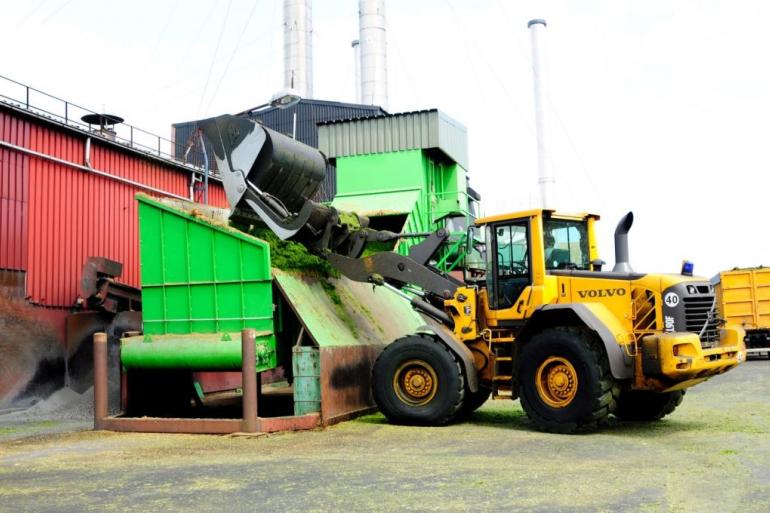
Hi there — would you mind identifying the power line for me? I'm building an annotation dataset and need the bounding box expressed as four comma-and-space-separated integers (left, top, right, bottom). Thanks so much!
16, 0, 52, 28
146, 0, 181, 67
494, 0, 605, 209
40, 0, 76, 25
143, 1, 229, 98
443, 0, 538, 141
197, 0, 234, 116
205, 0, 260, 113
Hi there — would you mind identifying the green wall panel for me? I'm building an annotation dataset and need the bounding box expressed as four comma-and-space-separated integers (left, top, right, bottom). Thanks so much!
137, 194, 274, 336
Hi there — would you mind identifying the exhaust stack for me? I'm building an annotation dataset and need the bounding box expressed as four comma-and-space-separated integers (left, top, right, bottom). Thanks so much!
359, 0, 388, 109
528, 18, 555, 208
352, 39, 361, 103
612, 212, 634, 273
284, 0, 313, 98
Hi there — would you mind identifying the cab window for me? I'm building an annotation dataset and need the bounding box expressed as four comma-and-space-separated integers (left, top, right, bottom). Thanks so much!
543, 219, 590, 270
487, 222, 530, 309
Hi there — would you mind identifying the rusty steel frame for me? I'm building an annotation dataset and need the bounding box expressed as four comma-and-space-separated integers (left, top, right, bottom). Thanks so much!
92, 329, 321, 434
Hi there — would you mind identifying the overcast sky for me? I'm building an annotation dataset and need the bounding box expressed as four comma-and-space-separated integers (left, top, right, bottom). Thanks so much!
2, 0, 768, 277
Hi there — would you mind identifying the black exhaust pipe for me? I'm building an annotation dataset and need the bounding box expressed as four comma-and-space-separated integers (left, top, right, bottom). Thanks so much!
612, 211, 634, 273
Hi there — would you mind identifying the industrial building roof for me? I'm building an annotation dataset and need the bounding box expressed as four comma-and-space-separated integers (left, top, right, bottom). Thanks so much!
173, 98, 387, 201
317, 109, 469, 170
239, 98, 387, 148
173, 99, 386, 155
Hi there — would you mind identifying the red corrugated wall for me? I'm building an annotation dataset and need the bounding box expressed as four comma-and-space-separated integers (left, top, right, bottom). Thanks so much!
0, 110, 30, 270
1, 107, 228, 307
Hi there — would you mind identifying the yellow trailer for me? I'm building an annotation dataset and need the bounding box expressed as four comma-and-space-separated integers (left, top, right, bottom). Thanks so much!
714, 267, 770, 357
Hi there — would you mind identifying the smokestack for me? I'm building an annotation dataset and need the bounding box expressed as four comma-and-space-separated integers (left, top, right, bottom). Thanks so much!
613, 212, 634, 273
359, 0, 388, 109
352, 39, 361, 103
528, 18, 555, 208
284, 0, 313, 98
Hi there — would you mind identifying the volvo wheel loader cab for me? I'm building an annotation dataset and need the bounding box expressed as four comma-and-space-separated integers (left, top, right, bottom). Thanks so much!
199, 114, 746, 434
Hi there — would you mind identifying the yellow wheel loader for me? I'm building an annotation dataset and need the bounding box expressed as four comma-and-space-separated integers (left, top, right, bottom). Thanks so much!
200, 115, 746, 433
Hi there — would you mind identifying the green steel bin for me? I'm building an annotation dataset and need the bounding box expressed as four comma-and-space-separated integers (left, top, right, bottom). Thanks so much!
136, 194, 274, 336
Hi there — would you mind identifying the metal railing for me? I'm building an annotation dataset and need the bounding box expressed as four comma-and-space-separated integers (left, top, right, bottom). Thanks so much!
426, 190, 475, 225
0, 74, 202, 171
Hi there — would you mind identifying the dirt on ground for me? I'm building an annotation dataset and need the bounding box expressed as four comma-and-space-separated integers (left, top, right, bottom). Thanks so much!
0, 361, 768, 513
0, 295, 64, 405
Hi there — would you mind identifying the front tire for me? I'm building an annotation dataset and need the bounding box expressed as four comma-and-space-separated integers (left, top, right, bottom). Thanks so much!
613, 390, 685, 421
372, 334, 465, 425
518, 327, 618, 434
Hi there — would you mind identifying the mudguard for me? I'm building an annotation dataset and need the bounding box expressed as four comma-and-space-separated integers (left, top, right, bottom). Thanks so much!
416, 317, 479, 392
517, 303, 634, 380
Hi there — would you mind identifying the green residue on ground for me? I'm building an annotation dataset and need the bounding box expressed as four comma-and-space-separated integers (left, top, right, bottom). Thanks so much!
0, 420, 59, 436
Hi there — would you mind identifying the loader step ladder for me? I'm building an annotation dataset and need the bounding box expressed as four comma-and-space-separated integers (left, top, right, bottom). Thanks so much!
490, 331, 516, 400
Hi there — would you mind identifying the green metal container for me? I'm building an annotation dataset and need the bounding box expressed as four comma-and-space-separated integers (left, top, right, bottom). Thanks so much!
121, 332, 277, 371
292, 346, 321, 415
331, 150, 469, 258
136, 194, 274, 335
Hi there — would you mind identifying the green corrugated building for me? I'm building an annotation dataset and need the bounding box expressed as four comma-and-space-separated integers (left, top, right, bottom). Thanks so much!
319, 109, 480, 268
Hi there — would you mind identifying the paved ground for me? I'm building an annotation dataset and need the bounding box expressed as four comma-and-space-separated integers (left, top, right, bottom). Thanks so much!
1, 360, 768, 513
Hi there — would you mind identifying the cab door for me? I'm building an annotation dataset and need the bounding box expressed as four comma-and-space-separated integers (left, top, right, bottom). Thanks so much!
486, 220, 532, 319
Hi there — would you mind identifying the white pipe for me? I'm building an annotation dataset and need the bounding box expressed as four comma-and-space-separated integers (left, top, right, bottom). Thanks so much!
189, 173, 198, 202
283, 0, 313, 98
528, 18, 555, 209
84, 137, 92, 168
199, 130, 209, 204
352, 39, 361, 103
0, 139, 189, 201
359, 0, 388, 109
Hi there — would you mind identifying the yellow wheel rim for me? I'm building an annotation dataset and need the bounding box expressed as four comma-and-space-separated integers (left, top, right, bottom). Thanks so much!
535, 356, 578, 408
393, 359, 438, 407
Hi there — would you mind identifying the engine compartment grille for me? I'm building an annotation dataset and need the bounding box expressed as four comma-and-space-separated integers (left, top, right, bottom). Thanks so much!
683, 296, 720, 348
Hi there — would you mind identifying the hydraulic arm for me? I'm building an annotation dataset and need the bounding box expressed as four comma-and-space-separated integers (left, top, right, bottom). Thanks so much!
199, 114, 459, 322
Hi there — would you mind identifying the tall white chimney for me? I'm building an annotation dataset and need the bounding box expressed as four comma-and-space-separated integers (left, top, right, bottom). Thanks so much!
528, 18, 555, 208
284, 0, 313, 98
352, 39, 361, 103
359, 0, 388, 109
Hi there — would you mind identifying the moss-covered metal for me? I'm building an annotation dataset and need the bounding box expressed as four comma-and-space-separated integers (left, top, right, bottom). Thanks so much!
273, 269, 423, 348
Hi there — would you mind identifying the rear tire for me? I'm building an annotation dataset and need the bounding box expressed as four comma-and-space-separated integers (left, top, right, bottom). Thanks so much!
518, 327, 618, 434
372, 334, 465, 425
613, 390, 685, 421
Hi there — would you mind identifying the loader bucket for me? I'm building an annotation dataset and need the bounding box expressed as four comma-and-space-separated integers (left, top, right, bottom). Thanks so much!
199, 115, 327, 239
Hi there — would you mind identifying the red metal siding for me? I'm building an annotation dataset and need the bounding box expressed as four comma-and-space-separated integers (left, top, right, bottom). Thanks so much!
1, 108, 227, 307
206, 179, 227, 206
0, 111, 30, 270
